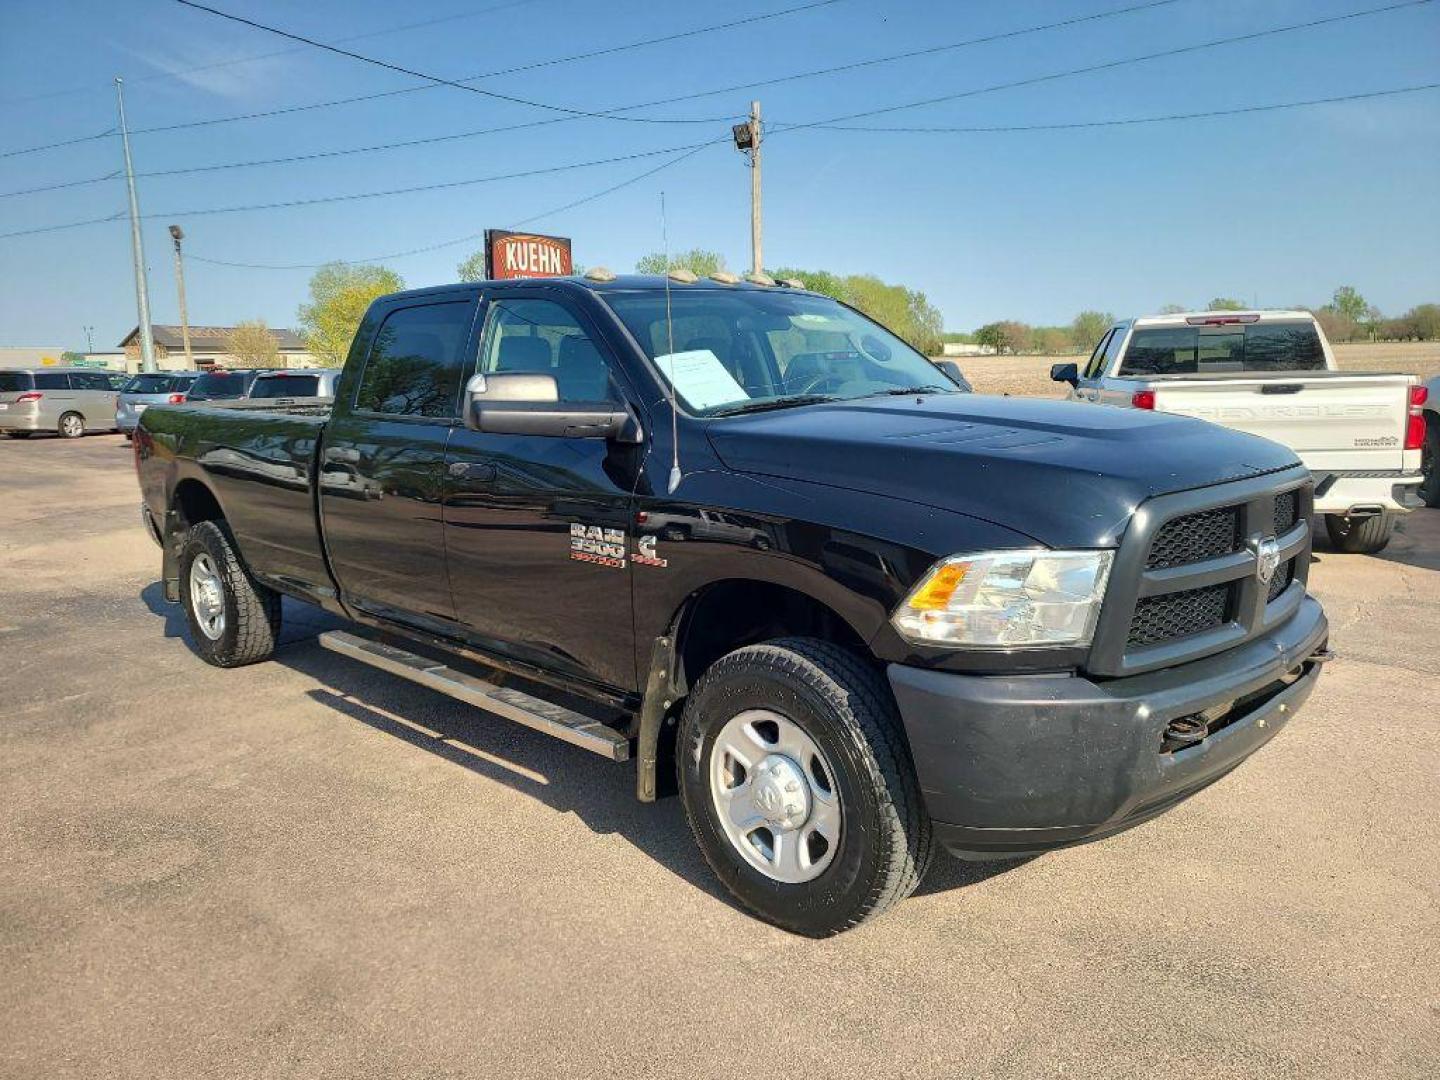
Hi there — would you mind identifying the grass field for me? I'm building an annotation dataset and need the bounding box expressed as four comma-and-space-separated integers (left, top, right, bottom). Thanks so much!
956, 341, 1440, 399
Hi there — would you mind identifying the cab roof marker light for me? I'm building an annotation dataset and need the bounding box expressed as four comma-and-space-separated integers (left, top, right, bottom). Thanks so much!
778, 278, 805, 289
743, 271, 776, 286
584, 266, 617, 283
710, 271, 740, 285
667, 268, 699, 284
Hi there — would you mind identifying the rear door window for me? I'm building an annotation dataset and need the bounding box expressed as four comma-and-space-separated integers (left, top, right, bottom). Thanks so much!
34, 372, 69, 390
0, 373, 34, 392
70, 371, 114, 391
355, 302, 474, 417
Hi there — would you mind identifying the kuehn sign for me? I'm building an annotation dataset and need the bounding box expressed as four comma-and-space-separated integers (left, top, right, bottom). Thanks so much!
485, 230, 573, 280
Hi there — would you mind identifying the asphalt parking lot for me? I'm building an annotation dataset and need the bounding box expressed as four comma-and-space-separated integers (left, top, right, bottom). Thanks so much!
2, 433, 1437, 1080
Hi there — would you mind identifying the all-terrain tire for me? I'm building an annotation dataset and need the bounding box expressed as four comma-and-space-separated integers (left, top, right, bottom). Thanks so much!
678, 637, 932, 936
1420, 414, 1440, 509
178, 520, 281, 667
1324, 512, 1394, 554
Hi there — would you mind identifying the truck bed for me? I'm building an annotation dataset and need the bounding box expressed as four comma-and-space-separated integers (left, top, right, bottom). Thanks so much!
138, 402, 333, 602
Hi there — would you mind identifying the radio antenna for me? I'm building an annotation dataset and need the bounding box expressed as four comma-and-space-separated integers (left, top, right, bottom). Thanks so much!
661, 191, 682, 494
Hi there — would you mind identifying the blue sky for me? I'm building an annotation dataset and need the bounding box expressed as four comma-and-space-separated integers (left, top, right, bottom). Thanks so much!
1, 0, 1437, 349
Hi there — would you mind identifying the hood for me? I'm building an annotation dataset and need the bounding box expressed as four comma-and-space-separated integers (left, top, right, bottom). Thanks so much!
705, 394, 1299, 548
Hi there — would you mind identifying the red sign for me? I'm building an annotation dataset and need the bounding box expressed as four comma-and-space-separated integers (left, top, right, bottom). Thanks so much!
484, 230, 573, 280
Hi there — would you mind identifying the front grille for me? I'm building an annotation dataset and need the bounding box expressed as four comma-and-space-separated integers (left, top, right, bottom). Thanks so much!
1266, 556, 1294, 603
1273, 490, 1298, 533
1127, 584, 1232, 648
1145, 506, 1241, 570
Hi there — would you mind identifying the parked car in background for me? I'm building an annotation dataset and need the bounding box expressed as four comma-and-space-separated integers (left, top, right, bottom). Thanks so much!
0, 367, 121, 438
184, 369, 264, 403
1421, 374, 1440, 508
116, 372, 202, 439
1052, 310, 1425, 553
247, 368, 340, 401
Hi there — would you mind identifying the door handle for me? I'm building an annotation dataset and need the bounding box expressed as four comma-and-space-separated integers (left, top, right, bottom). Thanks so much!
448, 461, 496, 482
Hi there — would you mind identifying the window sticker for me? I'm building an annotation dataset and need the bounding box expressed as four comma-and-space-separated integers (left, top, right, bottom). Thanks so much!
654, 349, 748, 412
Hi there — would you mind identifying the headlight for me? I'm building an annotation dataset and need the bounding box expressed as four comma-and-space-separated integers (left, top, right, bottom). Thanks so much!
891, 549, 1113, 648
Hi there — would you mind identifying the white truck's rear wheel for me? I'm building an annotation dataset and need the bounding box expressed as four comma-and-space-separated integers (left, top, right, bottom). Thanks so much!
1324, 512, 1394, 554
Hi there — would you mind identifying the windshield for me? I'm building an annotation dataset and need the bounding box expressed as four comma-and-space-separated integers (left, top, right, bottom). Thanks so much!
188, 371, 251, 400
122, 374, 174, 394
602, 289, 961, 416
250, 374, 320, 398
1121, 321, 1326, 376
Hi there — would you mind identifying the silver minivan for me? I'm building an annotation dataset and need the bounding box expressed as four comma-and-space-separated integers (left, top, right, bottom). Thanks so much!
0, 368, 123, 439
116, 371, 202, 438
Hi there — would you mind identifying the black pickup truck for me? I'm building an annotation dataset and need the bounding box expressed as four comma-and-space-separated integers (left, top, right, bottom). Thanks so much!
136, 273, 1329, 935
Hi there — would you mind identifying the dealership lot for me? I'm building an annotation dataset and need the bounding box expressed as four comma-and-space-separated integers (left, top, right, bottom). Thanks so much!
2, 435, 1437, 1079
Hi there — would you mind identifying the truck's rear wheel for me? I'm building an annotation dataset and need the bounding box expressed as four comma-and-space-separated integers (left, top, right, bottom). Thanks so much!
1421, 415, 1440, 509
179, 520, 281, 667
1325, 512, 1394, 554
57, 412, 85, 439
678, 637, 932, 936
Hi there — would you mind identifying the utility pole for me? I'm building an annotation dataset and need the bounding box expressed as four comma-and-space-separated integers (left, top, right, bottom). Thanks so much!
116, 77, 156, 374
169, 225, 194, 369
732, 100, 763, 277
83, 326, 94, 354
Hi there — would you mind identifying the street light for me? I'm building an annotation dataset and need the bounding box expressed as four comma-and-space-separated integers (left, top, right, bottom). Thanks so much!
168, 224, 194, 369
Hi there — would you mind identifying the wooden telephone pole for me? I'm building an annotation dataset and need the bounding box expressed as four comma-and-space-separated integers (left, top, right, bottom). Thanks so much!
733, 101, 763, 276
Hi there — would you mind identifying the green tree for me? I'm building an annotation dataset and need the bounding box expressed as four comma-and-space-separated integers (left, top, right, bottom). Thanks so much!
1208, 297, 1247, 311
1407, 303, 1440, 340
1330, 285, 1369, 323
1071, 311, 1115, 353
635, 248, 727, 277
297, 262, 405, 367
770, 266, 845, 301
226, 320, 281, 368
456, 249, 486, 282
61, 350, 85, 365
1158, 303, 1187, 315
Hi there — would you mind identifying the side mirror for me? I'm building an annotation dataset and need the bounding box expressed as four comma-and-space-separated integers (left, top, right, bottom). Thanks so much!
933, 359, 972, 392
1050, 362, 1079, 387
464, 373, 640, 442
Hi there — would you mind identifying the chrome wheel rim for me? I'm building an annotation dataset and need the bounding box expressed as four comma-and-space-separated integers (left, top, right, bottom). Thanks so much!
709, 709, 842, 884
188, 554, 226, 640
60, 415, 83, 437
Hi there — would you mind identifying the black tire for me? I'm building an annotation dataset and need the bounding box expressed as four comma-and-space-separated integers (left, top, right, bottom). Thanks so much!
57, 412, 85, 439
678, 637, 932, 936
178, 520, 281, 667
1324, 512, 1394, 554
5, 431, 32, 439
1420, 414, 1440, 509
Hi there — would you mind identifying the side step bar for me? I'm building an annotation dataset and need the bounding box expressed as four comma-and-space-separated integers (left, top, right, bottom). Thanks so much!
318, 630, 631, 761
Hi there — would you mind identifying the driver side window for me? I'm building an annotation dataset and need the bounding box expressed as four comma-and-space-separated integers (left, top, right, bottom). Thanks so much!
476, 297, 617, 402
1082, 331, 1112, 379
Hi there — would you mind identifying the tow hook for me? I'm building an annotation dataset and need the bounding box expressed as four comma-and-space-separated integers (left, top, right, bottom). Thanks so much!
1164, 715, 1210, 749
1309, 648, 1337, 665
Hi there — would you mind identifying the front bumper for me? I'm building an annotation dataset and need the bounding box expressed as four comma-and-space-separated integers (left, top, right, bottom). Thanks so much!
1311, 470, 1423, 515
888, 595, 1329, 859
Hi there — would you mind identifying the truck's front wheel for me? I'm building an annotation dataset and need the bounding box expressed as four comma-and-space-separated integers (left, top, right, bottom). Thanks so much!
179, 521, 281, 667
678, 638, 932, 936
1324, 512, 1395, 554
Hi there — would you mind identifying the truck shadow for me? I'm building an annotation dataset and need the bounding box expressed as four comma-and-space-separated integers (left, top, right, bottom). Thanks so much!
140, 582, 1024, 912
1308, 510, 1440, 572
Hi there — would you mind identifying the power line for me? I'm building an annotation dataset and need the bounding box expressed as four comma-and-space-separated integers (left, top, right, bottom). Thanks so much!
806, 82, 1440, 133
170, 0, 812, 126
0, 211, 126, 241
769, 0, 1436, 135
0, 170, 120, 199
0, 1, 839, 159
0, 0, 547, 108
185, 143, 715, 270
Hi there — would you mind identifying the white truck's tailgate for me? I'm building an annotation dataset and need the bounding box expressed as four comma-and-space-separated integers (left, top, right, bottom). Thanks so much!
1150, 374, 1412, 472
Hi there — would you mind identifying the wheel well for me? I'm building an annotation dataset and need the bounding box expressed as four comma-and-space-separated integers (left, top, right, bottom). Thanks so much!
171, 479, 224, 530
674, 580, 869, 694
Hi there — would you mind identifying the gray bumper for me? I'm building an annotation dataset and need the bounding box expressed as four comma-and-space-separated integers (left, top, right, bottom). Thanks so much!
888, 596, 1329, 858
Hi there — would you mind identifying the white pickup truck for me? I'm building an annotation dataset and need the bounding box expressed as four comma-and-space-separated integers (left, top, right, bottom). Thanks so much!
1052, 310, 1427, 553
